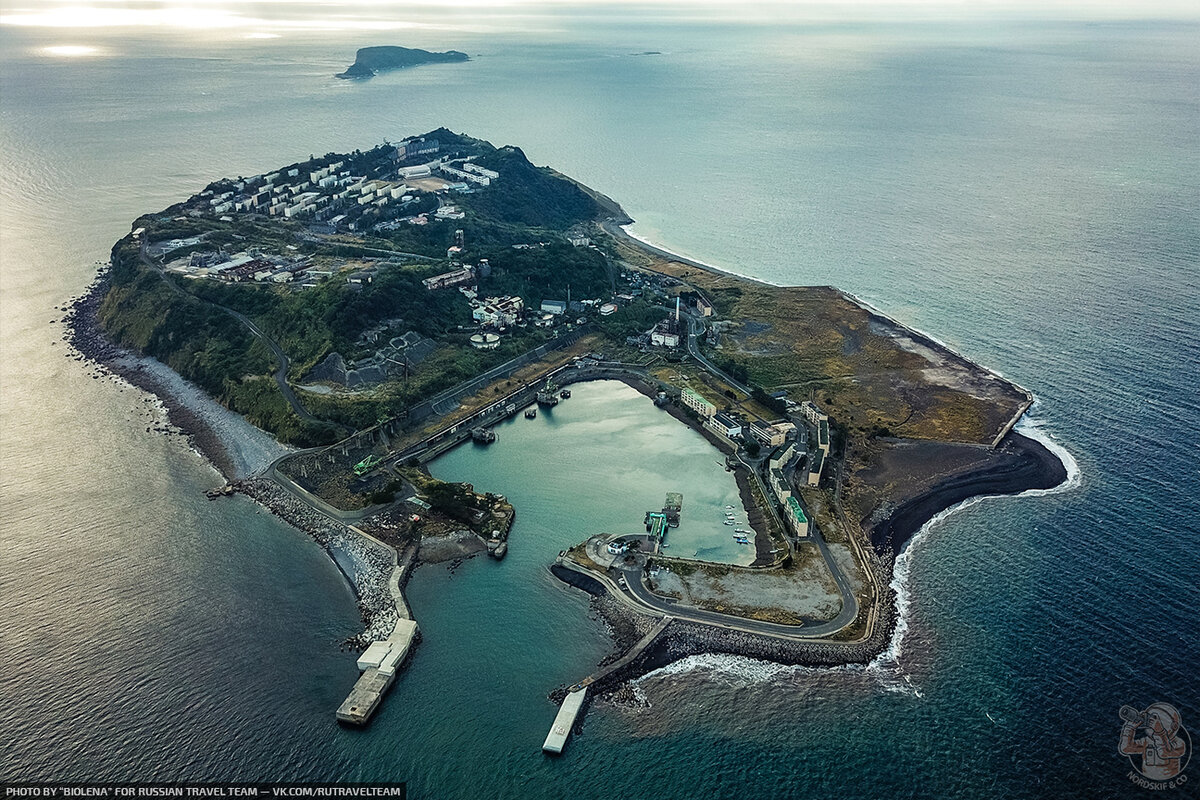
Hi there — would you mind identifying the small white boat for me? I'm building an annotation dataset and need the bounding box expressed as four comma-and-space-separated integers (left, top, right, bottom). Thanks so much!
724, 520, 734, 526
735, 528, 750, 534
725, 505, 735, 510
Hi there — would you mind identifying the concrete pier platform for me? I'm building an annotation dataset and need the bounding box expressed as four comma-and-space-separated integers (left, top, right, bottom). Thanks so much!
542, 688, 587, 754
336, 618, 419, 725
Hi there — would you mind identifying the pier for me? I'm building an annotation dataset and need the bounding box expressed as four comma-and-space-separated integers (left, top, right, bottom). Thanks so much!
542, 616, 672, 754
336, 527, 419, 726
336, 618, 418, 725
542, 688, 587, 754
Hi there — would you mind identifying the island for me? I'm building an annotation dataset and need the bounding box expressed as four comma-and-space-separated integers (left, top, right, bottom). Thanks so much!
67, 128, 1068, 748
337, 46, 469, 79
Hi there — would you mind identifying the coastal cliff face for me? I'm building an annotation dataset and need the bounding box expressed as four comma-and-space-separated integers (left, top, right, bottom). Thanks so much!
337, 46, 469, 79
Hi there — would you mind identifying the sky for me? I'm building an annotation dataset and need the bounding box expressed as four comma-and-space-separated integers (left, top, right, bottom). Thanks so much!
2, 0, 1198, 31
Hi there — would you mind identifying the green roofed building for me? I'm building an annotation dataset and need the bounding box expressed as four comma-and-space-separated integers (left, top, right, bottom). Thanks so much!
785, 496, 810, 538
681, 387, 717, 419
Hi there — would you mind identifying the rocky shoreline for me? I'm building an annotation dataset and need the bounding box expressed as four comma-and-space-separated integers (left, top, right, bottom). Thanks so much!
64, 266, 392, 648
870, 430, 1067, 555
62, 267, 289, 480
238, 477, 400, 646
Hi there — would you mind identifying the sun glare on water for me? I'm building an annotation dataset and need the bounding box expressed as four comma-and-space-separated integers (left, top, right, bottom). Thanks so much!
41, 45, 101, 57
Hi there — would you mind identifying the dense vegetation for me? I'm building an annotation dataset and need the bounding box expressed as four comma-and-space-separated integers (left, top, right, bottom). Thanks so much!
96, 131, 613, 446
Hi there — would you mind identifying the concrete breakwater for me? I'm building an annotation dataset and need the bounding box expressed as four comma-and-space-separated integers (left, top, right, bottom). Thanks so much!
239, 477, 422, 725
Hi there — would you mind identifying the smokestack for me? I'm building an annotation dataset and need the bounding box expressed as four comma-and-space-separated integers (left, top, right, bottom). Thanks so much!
675, 296, 680, 323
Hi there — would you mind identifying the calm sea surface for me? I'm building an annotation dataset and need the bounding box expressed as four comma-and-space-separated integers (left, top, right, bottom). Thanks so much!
1, 9, 1197, 798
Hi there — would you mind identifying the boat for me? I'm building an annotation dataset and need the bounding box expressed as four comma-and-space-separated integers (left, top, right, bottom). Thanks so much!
525, 407, 537, 419
724, 520, 734, 526
735, 537, 750, 545
735, 528, 750, 534
559, 388, 571, 399
725, 505, 735, 510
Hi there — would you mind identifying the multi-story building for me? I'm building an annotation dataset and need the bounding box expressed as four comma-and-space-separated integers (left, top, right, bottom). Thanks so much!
806, 448, 825, 487
422, 266, 474, 291
681, 387, 717, 419
706, 412, 742, 439
749, 421, 787, 447
784, 497, 810, 538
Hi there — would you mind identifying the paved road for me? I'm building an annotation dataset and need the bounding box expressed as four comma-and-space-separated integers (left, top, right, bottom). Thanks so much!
561, 556, 856, 641
684, 315, 754, 397
215, 303, 325, 426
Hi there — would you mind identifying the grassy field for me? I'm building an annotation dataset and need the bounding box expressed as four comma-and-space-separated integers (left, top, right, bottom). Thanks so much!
604, 228, 1026, 446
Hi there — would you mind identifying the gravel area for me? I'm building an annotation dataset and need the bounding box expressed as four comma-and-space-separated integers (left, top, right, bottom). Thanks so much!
650, 548, 841, 620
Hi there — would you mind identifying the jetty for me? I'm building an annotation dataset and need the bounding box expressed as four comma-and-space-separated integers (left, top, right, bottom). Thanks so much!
336, 527, 419, 726
336, 617, 418, 725
543, 616, 671, 754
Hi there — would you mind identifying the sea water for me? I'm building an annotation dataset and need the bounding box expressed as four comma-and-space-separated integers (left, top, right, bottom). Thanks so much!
1, 8, 1197, 798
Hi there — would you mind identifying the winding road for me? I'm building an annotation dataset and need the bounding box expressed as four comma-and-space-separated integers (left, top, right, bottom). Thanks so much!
141, 241, 336, 429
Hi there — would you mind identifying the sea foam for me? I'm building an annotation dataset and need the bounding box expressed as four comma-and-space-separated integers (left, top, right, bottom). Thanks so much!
637, 406, 1080, 696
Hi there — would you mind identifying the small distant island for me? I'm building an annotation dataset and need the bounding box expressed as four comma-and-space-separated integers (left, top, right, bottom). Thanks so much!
67, 128, 1067, 747
337, 46, 469, 79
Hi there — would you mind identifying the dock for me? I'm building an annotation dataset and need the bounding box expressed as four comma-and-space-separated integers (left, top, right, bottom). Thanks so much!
336, 618, 418, 725
336, 525, 419, 726
542, 616, 671, 754
542, 688, 587, 754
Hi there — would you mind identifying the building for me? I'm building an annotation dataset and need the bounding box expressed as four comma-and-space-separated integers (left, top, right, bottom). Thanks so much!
398, 164, 433, 180
461, 162, 499, 180
706, 412, 742, 439
769, 468, 791, 504
800, 401, 828, 428
423, 266, 474, 291
440, 164, 490, 187
396, 138, 440, 161
472, 295, 523, 327
769, 442, 796, 471
650, 327, 680, 347
695, 296, 714, 317
681, 387, 717, 419
599, 303, 617, 316
470, 333, 500, 350
568, 234, 591, 247
749, 421, 787, 447
806, 448, 825, 487
784, 497, 810, 538
541, 300, 567, 315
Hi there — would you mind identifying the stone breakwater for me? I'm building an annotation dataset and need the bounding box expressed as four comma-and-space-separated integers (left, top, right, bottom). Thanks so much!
238, 477, 399, 646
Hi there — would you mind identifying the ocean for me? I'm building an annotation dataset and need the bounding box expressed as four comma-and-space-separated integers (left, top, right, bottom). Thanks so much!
1, 7, 1197, 798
